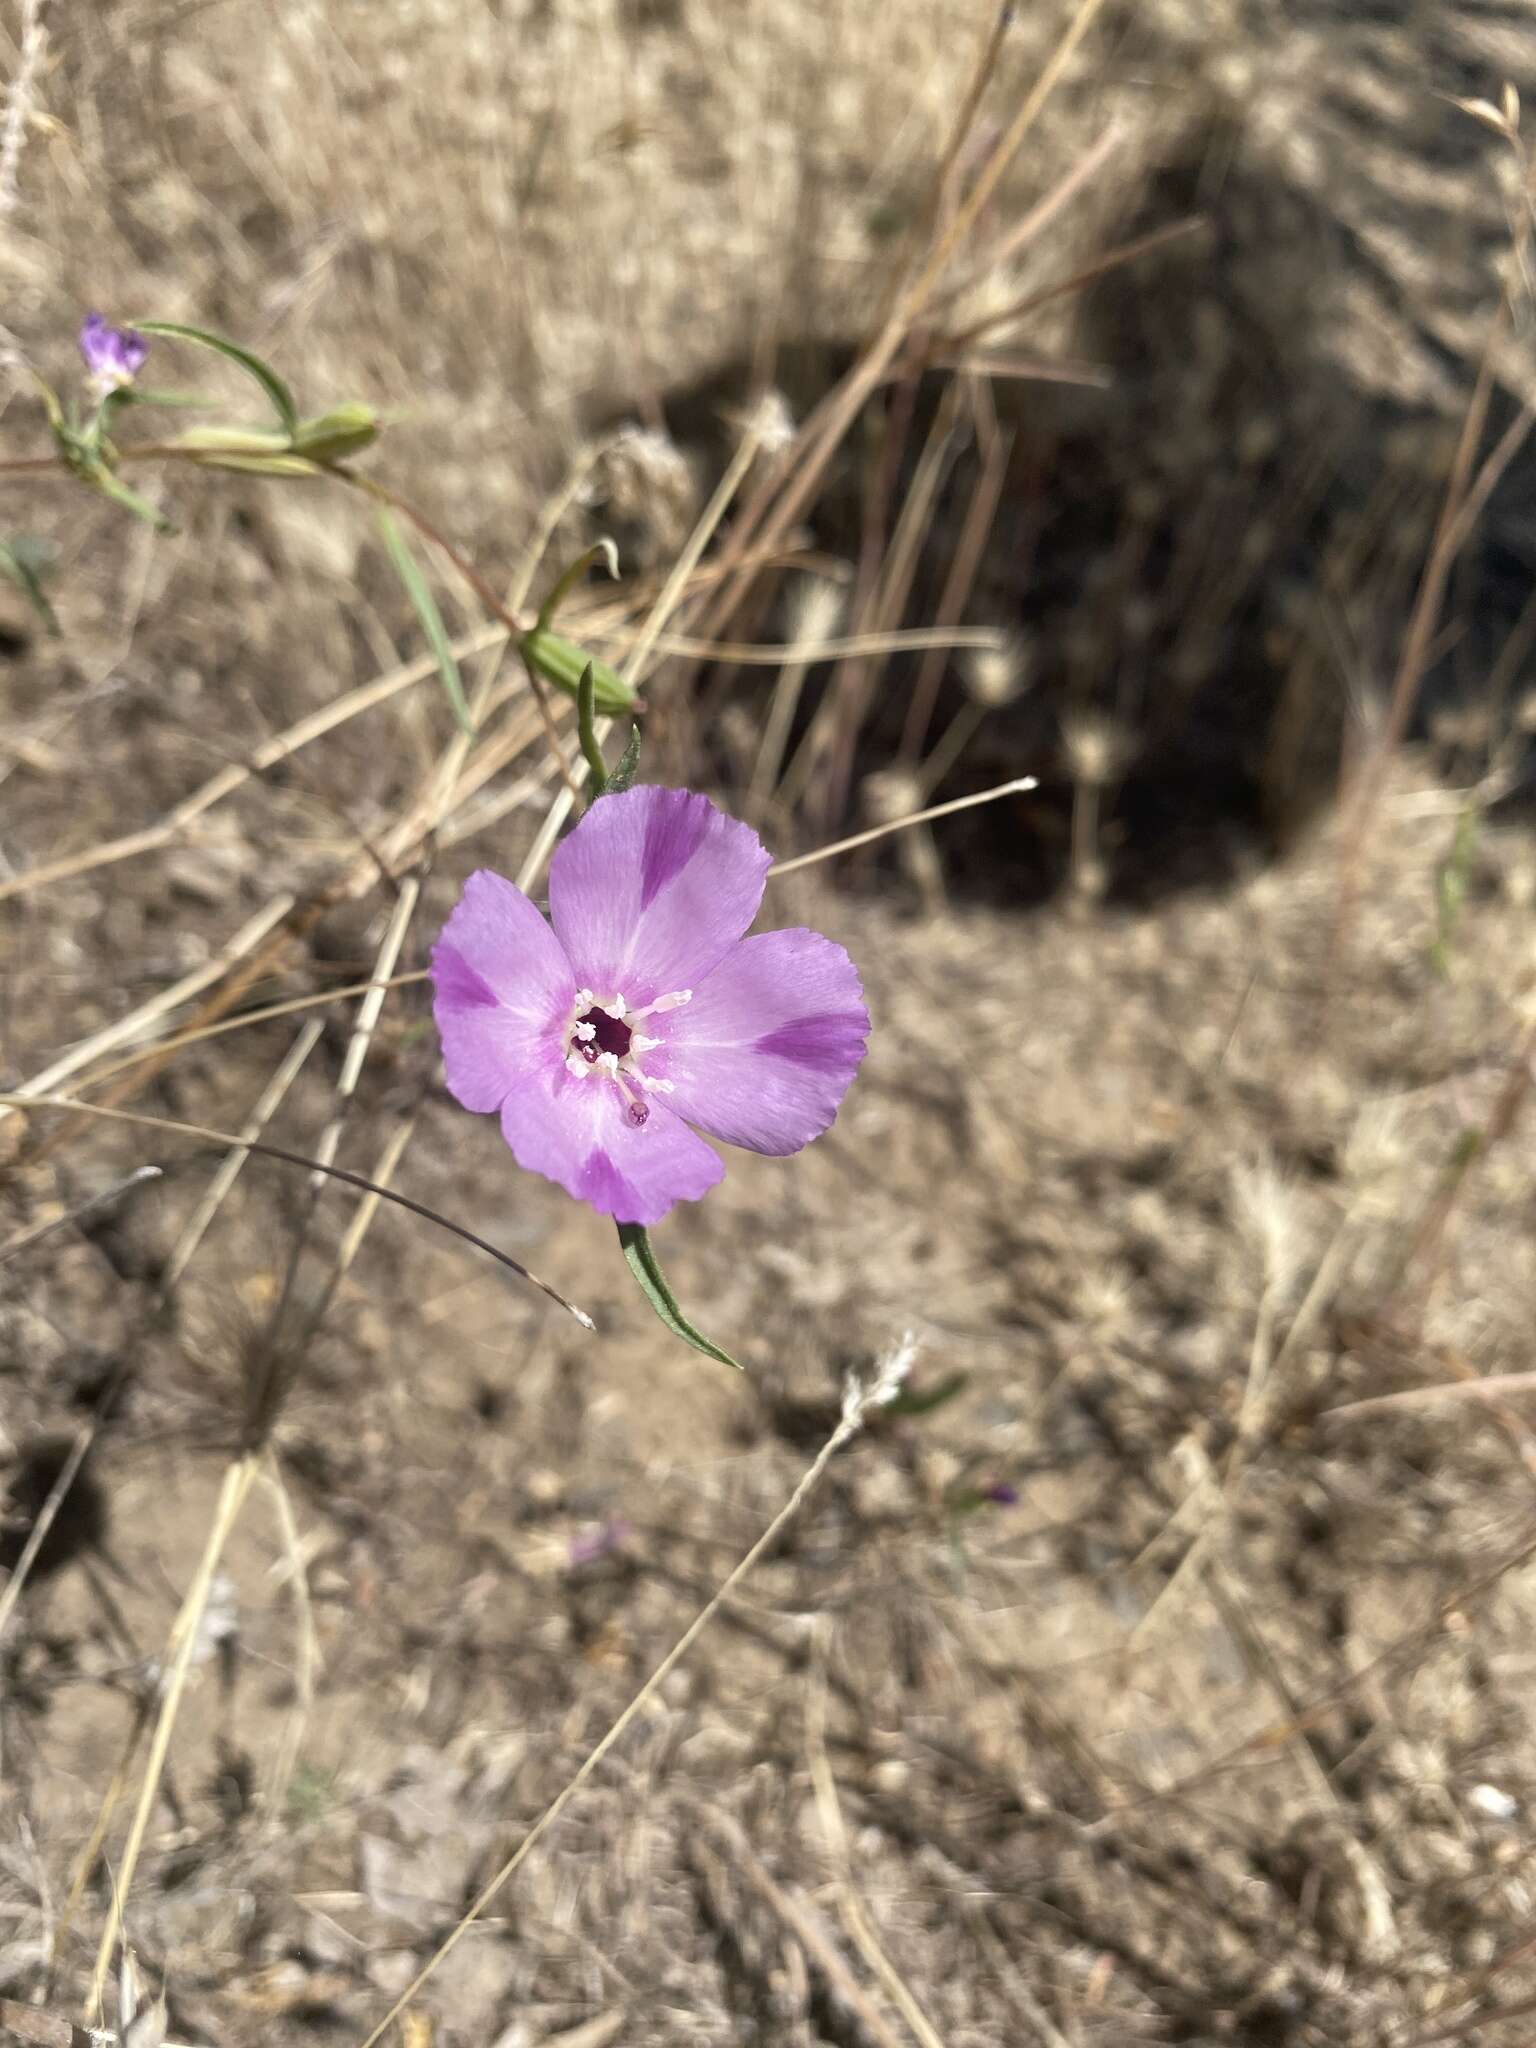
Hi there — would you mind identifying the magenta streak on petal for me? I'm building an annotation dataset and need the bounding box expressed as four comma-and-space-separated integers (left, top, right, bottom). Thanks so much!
431, 942, 500, 1010
639, 793, 712, 911
755, 1013, 870, 1067
579, 1147, 634, 1214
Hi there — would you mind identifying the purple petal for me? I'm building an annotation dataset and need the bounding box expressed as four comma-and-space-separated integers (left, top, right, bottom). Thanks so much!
430, 870, 576, 1113
78, 311, 147, 386
547, 785, 771, 1004
652, 928, 868, 1155
499, 1069, 723, 1224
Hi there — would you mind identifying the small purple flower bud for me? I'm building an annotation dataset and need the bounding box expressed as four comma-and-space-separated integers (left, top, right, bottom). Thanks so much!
984, 1481, 1019, 1508
567, 1515, 631, 1568
78, 312, 149, 394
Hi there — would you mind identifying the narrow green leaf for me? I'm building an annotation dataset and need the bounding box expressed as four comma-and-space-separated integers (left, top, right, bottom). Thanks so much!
617, 1222, 743, 1372
0, 538, 60, 635
121, 387, 219, 410
83, 461, 175, 533
520, 626, 637, 713
135, 320, 299, 436
576, 660, 609, 796
377, 506, 474, 736
603, 725, 643, 796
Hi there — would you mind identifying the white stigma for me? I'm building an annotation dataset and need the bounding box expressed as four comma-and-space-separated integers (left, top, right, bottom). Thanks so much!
634, 988, 692, 1018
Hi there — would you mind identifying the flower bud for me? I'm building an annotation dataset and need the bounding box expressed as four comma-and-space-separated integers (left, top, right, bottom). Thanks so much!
291, 402, 381, 462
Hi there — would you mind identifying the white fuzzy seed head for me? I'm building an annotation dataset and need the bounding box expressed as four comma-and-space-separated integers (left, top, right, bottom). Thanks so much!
744, 385, 797, 453
1342, 1097, 1411, 1214
861, 767, 925, 825
787, 574, 845, 656
962, 633, 1031, 709
1231, 1157, 1305, 1295
1061, 707, 1129, 787
841, 1330, 920, 1432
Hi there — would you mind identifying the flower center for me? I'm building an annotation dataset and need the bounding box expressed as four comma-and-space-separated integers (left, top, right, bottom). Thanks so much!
561, 986, 692, 1127
577, 1005, 632, 1062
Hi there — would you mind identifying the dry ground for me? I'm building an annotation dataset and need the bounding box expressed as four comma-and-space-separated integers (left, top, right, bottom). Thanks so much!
5, 4, 1536, 2046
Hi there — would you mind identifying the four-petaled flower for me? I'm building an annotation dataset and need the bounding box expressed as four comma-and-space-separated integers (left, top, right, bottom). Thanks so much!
430, 784, 869, 1225
78, 312, 148, 395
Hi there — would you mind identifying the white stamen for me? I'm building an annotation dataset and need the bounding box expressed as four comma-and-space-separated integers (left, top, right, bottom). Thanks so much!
573, 988, 595, 1010
596, 1050, 621, 1077
630, 1032, 661, 1054
566, 1051, 589, 1078
574, 1021, 596, 1042
607, 992, 627, 1019
637, 988, 692, 1017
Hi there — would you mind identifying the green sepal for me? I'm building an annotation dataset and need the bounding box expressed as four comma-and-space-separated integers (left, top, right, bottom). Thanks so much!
617, 1223, 743, 1373
135, 320, 300, 436
376, 505, 474, 736
602, 725, 643, 796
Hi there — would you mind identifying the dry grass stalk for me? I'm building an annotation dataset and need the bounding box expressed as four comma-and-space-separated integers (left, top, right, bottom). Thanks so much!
696, 1810, 911, 2048
898, 409, 1012, 764
86, 1450, 261, 2017
805, 1626, 950, 2048
767, 774, 1037, 878
354, 1337, 916, 2048
161, 1018, 323, 1292
0, 638, 497, 905
0, 896, 297, 1128
672, 0, 1114, 737
261, 1454, 321, 1822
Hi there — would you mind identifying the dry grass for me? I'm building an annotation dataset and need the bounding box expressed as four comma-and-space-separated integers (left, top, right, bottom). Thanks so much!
7, 3, 1536, 2045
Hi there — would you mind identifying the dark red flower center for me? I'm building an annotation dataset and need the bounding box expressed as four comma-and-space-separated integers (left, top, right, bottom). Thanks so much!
578, 1005, 633, 1062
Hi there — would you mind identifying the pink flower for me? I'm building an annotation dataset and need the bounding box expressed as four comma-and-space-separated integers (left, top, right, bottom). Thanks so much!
78, 312, 148, 393
430, 785, 869, 1226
